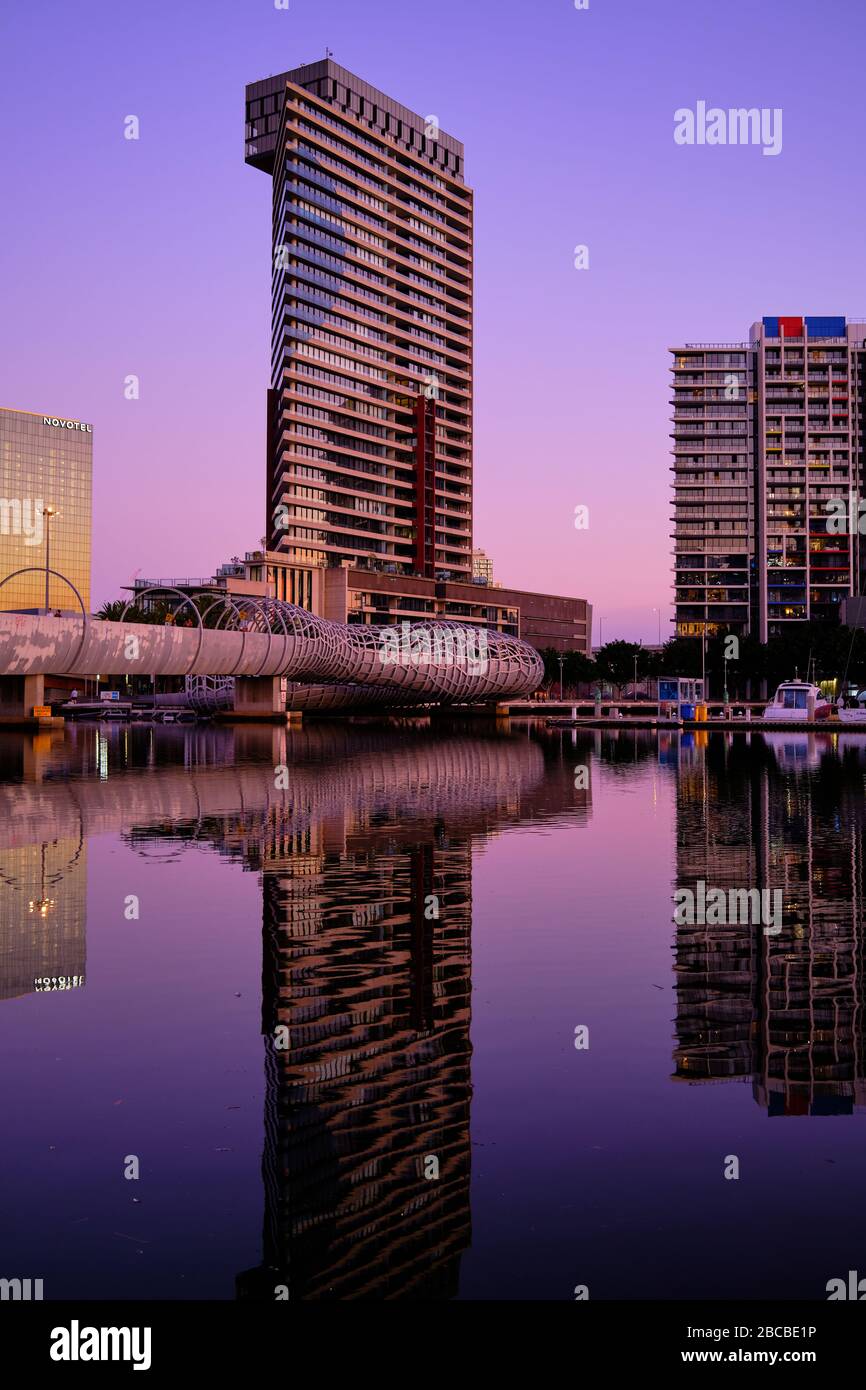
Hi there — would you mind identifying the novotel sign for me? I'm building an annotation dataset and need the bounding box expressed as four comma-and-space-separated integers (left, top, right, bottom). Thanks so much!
42, 417, 92, 432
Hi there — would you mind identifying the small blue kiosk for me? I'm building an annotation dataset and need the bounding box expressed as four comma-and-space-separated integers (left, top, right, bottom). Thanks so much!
657, 677, 705, 720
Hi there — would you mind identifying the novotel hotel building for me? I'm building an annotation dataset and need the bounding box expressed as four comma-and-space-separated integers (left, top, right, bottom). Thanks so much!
0, 406, 92, 613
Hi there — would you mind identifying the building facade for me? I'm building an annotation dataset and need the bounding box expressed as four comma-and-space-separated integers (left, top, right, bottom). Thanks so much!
0, 407, 92, 613
239, 59, 591, 657
241, 550, 591, 653
133, 552, 592, 656
472, 547, 494, 584
245, 59, 473, 583
671, 316, 866, 641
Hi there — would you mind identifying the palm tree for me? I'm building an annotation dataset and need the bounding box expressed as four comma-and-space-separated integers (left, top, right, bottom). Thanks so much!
95, 597, 170, 624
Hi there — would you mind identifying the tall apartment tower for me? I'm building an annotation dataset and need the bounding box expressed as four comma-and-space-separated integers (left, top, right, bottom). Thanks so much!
244, 60, 473, 592
670, 341, 757, 640
671, 316, 866, 642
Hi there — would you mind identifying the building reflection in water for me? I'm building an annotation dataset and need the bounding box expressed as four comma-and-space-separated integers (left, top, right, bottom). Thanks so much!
0, 837, 86, 1001
233, 726, 590, 1299
254, 793, 473, 1299
671, 730, 866, 1117
0, 720, 592, 1298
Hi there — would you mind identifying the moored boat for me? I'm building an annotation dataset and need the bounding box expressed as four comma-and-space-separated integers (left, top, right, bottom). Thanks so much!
761, 680, 832, 722
835, 693, 866, 723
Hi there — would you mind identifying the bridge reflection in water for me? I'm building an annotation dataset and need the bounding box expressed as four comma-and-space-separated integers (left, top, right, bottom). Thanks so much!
0, 721, 591, 1299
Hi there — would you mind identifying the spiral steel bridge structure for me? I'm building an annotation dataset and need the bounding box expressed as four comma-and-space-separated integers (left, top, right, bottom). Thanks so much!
0, 597, 543, 706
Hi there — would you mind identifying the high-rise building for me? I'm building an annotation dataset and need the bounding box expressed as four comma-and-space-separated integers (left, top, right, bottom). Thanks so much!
670, 316, 866, 641
472, 546, 494, 584
244, 59, 473, 587
0, 407, 92, 613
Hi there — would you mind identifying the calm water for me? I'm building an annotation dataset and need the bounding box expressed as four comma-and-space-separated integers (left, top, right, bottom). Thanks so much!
2, 720, 866, 1301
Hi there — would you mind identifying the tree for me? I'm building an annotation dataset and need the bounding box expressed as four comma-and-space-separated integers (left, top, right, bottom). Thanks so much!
95, 591, 226, 628
538, 647, 598, 694
594, 640, 644, 695
96, 598, 158, 624
657, 637, 702, 678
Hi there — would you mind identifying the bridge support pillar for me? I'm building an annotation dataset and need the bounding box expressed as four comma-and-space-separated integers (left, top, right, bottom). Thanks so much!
225, 676, 286, 722
0, 674, 47, 725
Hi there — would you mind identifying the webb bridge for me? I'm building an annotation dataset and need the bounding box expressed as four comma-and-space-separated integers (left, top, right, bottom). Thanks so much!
0, 595, 544, 719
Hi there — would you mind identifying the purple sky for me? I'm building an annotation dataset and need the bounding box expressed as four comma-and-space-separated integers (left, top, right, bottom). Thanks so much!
3, 0, 865, 642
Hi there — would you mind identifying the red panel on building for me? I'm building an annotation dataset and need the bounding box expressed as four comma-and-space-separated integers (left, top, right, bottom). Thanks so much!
414, 394, 435, 577
778, 316, 803, 338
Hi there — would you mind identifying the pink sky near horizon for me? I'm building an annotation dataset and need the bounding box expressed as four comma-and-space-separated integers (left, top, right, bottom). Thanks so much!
2, 0, 866, 643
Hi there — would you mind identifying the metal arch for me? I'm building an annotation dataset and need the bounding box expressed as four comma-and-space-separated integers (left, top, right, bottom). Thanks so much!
243, 601, 280, 665
195, 593, 252, 676
258, 598, 292, 675
179, 592, 250, 679
203, 597, 237, 633
231, 596, 276, 677
196, 592, 229, 627
208, 595, 257, 676
0, 568, 90, 672
211, 601, 250, 676
238, 596, 295, 677
119, 586, 206, 677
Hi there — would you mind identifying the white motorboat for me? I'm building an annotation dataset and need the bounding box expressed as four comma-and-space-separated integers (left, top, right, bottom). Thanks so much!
761, 681, 832, 722
835, 693, 866, 723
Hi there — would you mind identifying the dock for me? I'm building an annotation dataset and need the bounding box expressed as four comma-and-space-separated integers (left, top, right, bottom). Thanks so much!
544, 715, 866, 732
492, 698, 866, 733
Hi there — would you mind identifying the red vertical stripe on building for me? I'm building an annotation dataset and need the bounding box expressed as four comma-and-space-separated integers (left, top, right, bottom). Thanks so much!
414, 394, 428, 575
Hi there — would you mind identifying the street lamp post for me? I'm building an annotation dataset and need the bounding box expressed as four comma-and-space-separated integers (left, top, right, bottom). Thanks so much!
557, 653, 565, 701
652, 606, 661, 646
701, 628, 706, 701
42, 506, 58, 613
